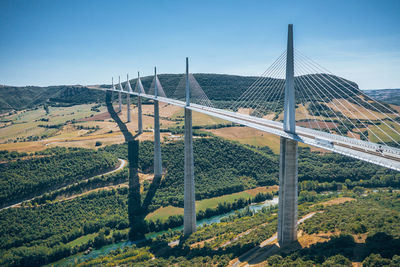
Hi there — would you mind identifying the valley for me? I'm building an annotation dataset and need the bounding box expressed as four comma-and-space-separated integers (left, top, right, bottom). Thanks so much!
1, 76, 400, 266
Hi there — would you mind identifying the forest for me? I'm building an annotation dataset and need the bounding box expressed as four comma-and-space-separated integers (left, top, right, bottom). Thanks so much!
101, 138, 278, 209
1, 137, 400, 266
71, 192, 400, 266
0, 147, 118, 207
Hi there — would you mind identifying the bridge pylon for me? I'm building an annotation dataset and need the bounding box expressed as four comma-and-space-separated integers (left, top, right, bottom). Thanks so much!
278, 24, 299, 246
126, 74, 131, 123
118, 76, 122, 113
137, 72, 143, 134
183, 57, 196, 236
153, 67, 163, 180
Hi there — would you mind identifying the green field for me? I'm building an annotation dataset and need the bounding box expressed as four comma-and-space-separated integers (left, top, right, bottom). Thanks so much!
145, 186, 277, 222
368, 121, 400, 143
66, 233, 97, 248
171, 109, 228, 127
0, 104, 107, 143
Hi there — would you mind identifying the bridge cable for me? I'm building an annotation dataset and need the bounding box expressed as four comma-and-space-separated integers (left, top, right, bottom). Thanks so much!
295, 77, 328, 132
230, 51, 286, 112
296, 75, 338, 134
230, 51, 286, 110
295, 81, 319, 130
296, 50, 400, 142
271, 82, 285, 119
296, 60, 377, 141
242, 55, 287, 115
231, 54, 286, 113
295, 51, 399, 145
297, 64, 389, 145
251, 67, 286, 116
261, 77, 286, 118
295, 60, 363, 137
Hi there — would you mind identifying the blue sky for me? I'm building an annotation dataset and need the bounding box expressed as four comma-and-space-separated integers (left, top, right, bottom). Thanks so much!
0, 0, 399, 89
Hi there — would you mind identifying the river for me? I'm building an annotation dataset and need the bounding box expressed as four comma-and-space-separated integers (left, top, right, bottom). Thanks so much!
50, 196, 279, 266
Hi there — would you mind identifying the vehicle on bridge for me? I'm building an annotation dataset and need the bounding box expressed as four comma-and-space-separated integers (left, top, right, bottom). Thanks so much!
315, 138, 334, 148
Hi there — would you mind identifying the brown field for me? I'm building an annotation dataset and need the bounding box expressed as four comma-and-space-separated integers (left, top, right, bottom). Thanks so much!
1, 99, 367, 154
317, 197, 355, 207
276, 103, 326, 121
297, 230, 340, 249
79, 111, 111, 121
237, 108, 253, 116
0, 141, 48, 152
244, 185, 279, 196
326, 98, 393, 120
390, 104, 400, 114
296, 120, 338, 129
207, 126, 313, 154
0, 102, 186, 152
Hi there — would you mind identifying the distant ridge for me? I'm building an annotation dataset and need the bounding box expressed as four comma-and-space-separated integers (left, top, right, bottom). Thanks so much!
363, 88, 400, 106
0, 73, 394, 112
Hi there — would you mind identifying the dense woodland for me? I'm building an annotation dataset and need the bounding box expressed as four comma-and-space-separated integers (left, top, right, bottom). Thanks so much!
0, 147, 118, 207
0, 137, 399, 266
103, 138, 400, 203
71, 192, 400, 266
0, 85, 105, 112
103, 138, 278, 209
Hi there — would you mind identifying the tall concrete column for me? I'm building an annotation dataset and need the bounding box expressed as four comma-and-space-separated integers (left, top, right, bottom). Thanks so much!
111, 77, 116, 110
278, 24, 298, 246
137, 72, 143, 134
184, 57, 196, 236
278, 137, 298, 245
283, 24, 295, 133
153, 67, 163, 179
118, 76, 122, 113
126, 74, 131, 123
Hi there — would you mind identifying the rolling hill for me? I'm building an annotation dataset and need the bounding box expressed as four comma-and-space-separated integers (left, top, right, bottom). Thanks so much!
0, 74, 397, 114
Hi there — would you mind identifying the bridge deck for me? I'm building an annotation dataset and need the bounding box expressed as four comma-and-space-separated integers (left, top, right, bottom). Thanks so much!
98, 88, 400, 172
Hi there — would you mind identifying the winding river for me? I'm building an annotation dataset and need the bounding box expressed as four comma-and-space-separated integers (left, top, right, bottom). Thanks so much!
51, 196, 279, 266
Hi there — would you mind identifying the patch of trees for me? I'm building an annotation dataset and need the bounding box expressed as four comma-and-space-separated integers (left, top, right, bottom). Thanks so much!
0, 187, 273, 266
76, 192, 400, 267
76, 246, 153, 267
102, 138, 278, 210
28, 169, 129, 206
0, 85, 105, 113
297, 147, 399, 187
101, 139, 399, 212
38, 123, 64, 129
0, 189, 129, 266
0, 150, 28, 161
300, 192, 400, 237
0, 148, 118, 207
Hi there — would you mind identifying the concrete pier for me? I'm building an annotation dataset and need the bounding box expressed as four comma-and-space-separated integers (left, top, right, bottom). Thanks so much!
127, 93, 131, 122
137, 72, 143, 134
118, 76, 122, 113
126, 75, 132, 123
138, 96, 143, 133
153, 67, 162, 179
277, 137, 298, 245
184, 108, 196, 235
118, 92, 122, 113
183, 57, 196, 236
278, 24, 298, 246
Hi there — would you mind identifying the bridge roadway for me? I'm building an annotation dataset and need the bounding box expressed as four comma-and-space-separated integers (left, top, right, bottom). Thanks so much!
98, 87, 400, 172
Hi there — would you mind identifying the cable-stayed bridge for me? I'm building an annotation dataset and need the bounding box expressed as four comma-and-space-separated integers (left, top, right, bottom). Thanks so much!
90, 25, 400, 246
